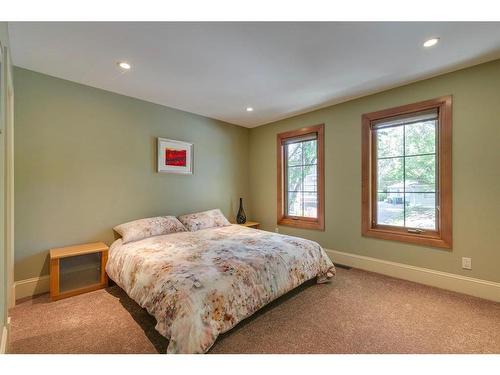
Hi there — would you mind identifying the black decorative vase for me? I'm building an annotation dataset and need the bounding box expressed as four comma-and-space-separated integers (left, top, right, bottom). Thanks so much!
236, 198, 247, 224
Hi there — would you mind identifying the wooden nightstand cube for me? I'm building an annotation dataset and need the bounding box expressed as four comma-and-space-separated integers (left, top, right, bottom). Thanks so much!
236, 221, 260, 229
49, 242, 109, 301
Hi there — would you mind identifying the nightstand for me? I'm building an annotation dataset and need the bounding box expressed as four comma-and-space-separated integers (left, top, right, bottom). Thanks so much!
236, 221, 260, 229
50, 242, 109, 301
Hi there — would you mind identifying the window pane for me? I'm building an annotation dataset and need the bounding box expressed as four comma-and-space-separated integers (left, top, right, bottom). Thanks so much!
405, 120, 436, 155
303, 165, 317, 192
377, 193, 404, 227
404, 154, 436, 192
302, 139, 317, 165
405, 193, 436, 230
287, 192, 302, 216
377, 157, 403, 192
286, 143, 302, 166
287, 165, 303, 191
303, 192, 317, 218
376, 126, 404, 158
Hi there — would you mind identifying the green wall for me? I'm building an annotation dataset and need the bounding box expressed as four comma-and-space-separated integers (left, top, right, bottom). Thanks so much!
14, 59, 500, 284
14, 67, 250, 281
249, 59, 500, 283
0, 22, 9, 338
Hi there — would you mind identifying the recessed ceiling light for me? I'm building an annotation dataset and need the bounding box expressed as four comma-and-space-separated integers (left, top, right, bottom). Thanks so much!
423, 38, 440, 48
117, 61, 131, 70
246, 107, 254, 112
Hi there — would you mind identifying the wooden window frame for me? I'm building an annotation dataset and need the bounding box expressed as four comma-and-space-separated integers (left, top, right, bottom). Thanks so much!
277, 124, 325, 230
361, 96, 452, 249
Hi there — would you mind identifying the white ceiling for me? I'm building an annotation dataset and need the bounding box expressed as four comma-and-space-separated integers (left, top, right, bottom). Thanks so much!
8, 22, 500, 127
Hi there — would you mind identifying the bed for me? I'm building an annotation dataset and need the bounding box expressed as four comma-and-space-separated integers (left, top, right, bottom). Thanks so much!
106, 218, 335, 353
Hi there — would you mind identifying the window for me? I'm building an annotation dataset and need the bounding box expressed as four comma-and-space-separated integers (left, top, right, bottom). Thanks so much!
362, 97, 452, 248
277, 124, 324, 230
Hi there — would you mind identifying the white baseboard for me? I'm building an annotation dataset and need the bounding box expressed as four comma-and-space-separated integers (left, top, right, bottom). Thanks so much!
326, 249, 500, 303
13, 252, 500, 304
14, 275, 50, 302
0, 317, 10, 354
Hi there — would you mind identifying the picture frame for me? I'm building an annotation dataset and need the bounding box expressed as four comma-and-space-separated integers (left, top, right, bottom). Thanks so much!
157, 137, 194, 174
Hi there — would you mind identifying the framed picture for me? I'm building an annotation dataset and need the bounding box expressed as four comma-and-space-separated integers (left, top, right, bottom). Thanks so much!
157, 138, 193, 174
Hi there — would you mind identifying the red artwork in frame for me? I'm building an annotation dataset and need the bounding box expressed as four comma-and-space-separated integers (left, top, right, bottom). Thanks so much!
157, 138, 193, 174
165, 149, 187, 167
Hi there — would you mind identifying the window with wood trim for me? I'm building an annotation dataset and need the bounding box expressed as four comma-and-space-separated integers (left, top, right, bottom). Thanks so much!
277, 124, 324, 230
362, 97, 452, 248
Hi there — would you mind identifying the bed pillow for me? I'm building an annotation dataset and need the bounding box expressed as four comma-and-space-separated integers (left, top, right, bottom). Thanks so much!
178, 209, 231, 232
114, 216, 187, 244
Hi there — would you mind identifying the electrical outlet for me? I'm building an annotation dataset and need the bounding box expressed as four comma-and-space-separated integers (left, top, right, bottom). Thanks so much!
275, 227, 279, 233
462, 257, 472, 270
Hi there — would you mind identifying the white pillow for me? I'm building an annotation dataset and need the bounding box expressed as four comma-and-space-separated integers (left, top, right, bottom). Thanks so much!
178, 209, 231, 232
114, 216, 186, 244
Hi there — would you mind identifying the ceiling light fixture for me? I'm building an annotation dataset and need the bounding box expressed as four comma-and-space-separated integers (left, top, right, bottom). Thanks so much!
117, 61, 131, 70
423, 38, 440, 48
246, 107, 254, 112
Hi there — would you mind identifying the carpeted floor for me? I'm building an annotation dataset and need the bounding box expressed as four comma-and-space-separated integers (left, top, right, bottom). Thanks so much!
8, 268, 500, 354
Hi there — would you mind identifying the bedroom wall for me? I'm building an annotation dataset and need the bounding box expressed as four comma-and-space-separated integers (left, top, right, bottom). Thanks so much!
1, 21, 13, 349
0, 22, 9, 346
249, 58, 500, 283
14, 67, 250, 281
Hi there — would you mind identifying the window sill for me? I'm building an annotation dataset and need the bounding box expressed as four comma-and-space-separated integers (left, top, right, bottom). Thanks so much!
278, 217, 324, 231
362, 227, 452, 249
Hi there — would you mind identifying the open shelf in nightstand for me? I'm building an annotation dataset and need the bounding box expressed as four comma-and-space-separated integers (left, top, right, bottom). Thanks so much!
49, 242, 109, 301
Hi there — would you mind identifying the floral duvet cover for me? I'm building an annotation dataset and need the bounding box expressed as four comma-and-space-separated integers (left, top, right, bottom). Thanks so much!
106, 224, 335, 353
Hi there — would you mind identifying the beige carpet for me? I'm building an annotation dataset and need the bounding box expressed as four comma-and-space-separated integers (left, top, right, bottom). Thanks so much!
9, 268, 500, 354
